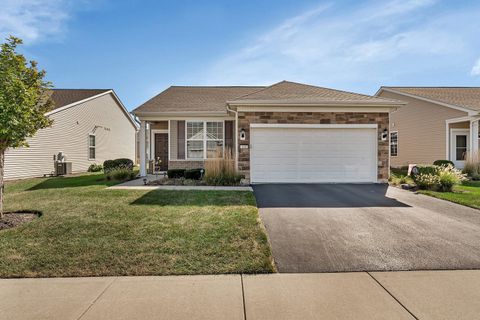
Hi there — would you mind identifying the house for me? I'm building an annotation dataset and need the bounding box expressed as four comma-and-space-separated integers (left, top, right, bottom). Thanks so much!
376, 87, 480, 168
133, 81, 403, 183
4, 89, 138, 180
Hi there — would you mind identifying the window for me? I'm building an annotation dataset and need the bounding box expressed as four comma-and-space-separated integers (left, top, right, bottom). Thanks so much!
88, 134, 96, 159
186, 121, 224, 159
186, 122, 204, 159
390, 132, 398, 157
206, 122, 224, 158
456, 135, 467, 161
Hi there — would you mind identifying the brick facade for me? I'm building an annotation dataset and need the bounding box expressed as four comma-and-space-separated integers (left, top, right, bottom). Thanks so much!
237, 112, 389, 182
168, 160, 204, 170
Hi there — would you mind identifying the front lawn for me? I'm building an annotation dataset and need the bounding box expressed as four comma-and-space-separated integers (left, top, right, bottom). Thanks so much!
0, 173, 274, 277
418, 180, 480, 210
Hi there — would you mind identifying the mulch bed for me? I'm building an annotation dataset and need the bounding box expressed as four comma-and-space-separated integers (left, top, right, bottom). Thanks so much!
0, 211, 40, 231
147, 178, 206, 186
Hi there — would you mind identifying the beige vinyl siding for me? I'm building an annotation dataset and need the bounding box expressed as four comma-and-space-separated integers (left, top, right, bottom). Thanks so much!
4, 93, 136, 180
379, 91, 468, 167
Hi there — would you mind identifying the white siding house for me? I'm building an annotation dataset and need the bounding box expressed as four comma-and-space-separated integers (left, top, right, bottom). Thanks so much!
4, 89, 138, 180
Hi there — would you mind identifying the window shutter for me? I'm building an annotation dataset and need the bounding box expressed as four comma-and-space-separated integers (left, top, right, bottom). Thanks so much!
225, 120, 234, 156
177, 121, 185, 159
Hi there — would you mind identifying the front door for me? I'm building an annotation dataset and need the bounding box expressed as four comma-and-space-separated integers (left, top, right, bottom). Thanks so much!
154, 133, 168, 171
450, 129, 470, 168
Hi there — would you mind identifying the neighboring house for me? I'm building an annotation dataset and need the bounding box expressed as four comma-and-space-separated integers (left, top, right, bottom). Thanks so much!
4, 89, 138, 180
133, 81, 403, 183
376, 87, 480, 168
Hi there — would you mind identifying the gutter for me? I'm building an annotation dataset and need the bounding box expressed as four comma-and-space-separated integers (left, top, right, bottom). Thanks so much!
133, 111, 229, 117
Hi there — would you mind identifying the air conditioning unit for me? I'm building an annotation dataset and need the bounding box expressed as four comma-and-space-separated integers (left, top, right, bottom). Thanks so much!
54, 161, 72, 176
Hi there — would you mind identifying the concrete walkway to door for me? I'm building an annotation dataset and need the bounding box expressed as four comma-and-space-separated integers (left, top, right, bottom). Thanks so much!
253, 184, 480, 273
2, 270, 480, 320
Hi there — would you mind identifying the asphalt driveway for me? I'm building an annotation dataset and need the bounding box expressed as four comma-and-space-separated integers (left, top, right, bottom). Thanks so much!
253, 184, 480, 273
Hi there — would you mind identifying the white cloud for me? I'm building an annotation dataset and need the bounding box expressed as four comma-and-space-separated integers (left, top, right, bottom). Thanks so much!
0, 0, 77, 43
200, 0, 480, 89
471, 58, 480, 76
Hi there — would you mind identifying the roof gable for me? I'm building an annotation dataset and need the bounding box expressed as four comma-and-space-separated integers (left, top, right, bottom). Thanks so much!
46, 89, 138, 130
49, 89, 111, 110
229, 81, 402, 105
379, 87, 480, 112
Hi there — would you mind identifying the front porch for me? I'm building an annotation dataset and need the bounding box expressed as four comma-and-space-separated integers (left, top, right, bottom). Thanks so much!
446, 117, 480, 168
138, 119, 236, 176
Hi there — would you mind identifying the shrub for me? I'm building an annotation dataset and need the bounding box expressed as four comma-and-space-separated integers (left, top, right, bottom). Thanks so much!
103, 158, 134, 173
103, 160, 115, 172
167, 169, 186, 179
106, 166, 135, 181
413, 173, 440, 190
129, 170, 137, 180
437, 165, 466, 192
390, 166, 409, 176
203, 147, 243, 186
185, 168, 203, 180
462, 152, 480, 178
389, 172, 411, 185
87, 163, 103, 172
433, 160, 455, 167
411, 165, 439, 190
411, 164, 465, 191
415, 165, 439, 176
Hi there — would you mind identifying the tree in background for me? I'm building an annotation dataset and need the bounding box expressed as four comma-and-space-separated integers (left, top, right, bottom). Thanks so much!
0, 36, 53, 218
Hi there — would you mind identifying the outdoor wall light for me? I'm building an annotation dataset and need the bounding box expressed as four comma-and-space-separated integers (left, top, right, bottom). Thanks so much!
240, 128, 246, 141
381, 128, 388, 141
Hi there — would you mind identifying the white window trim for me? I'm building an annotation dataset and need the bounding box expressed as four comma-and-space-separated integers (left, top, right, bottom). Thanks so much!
450, 128, 470, 163
88, 134, 96, 160
206, 121, 225, 159
186, 121, 205, 160
185, 120, 225, 160
390, 131, 398, 157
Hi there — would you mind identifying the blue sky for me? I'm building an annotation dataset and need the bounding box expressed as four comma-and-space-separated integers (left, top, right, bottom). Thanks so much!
1, 0, 480, 110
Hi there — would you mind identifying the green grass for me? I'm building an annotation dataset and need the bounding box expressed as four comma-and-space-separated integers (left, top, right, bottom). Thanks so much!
0, 173, 274, 278
418, 180, 480, 210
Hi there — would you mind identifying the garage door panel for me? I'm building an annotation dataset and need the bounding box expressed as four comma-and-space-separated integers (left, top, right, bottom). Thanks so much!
251, 127, 377, 183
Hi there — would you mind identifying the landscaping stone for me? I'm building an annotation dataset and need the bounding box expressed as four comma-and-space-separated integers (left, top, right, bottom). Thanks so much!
401, 183, 416, 190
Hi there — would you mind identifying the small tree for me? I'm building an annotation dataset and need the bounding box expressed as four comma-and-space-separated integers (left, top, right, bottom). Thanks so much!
0, 36, 53, 218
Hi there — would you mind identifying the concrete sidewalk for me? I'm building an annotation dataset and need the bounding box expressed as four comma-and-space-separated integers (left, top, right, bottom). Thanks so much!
1, 270, 479, 320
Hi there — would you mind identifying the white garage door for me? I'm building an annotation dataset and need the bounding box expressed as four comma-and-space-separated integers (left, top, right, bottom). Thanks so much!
250, 125, 377, 183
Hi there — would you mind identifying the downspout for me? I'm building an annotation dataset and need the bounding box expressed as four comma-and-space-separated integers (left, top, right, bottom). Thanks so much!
226, 104, 239, 171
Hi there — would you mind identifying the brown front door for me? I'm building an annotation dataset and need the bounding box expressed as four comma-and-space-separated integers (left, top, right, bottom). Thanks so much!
154, 133, 168, 171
